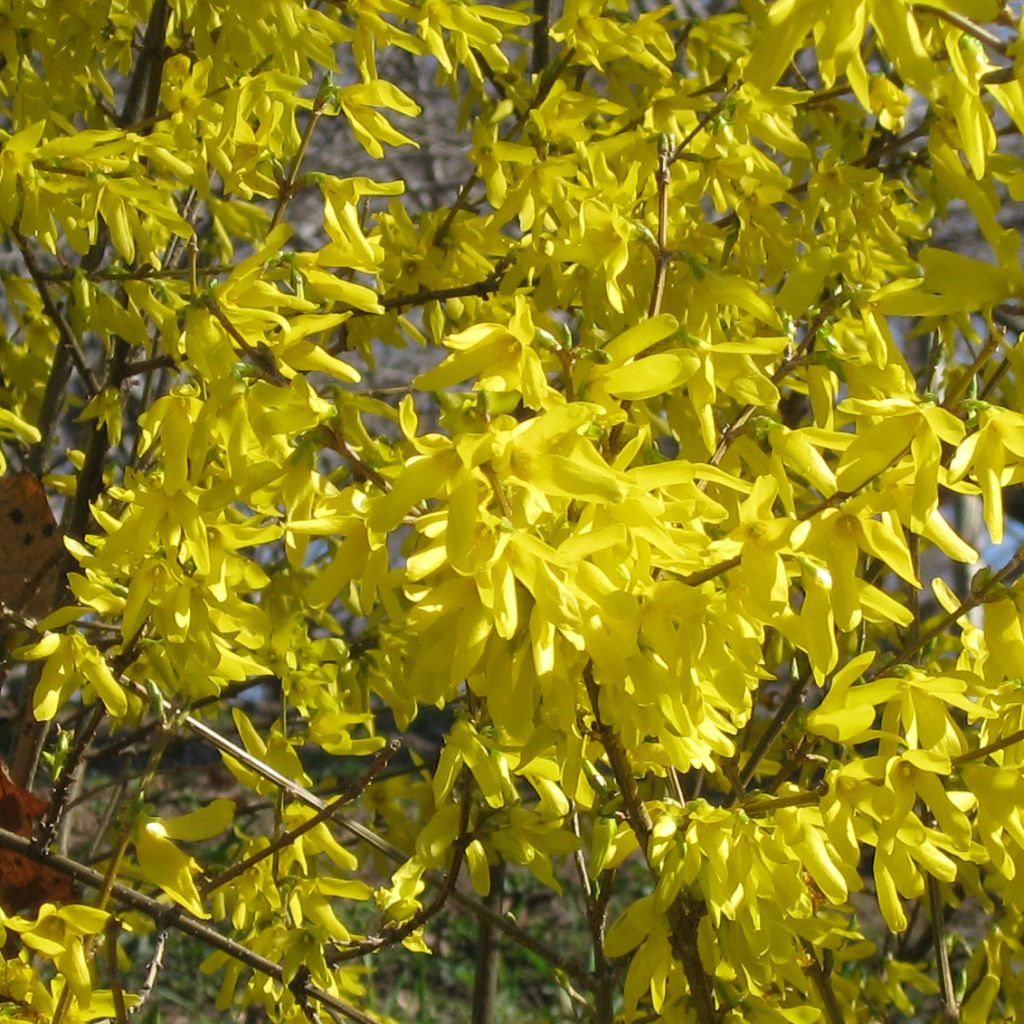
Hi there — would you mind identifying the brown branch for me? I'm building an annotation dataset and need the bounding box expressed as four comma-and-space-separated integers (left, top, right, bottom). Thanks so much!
942, 331, 1001, 410
432, 48, 575, 249
320, 424, 391, 493
119, 355, 179, 379
206, 300, 287, 384
41, 264, 232, 282
14, 234, 101, 397
126, 928, 166, 1018
953, 725, 1024, 766
37, 705, 107, 842
531, 0, 550, 73
927, 874, 960, 1021
39, 625, 148, 842
802, 940, 844, 1024
680, 554, 741, 588
271, 84, 328, 231
913, 3, 1008, 57
712, 121, 934, 235
117, 0, 171, 129
571, 812, 615, 1024
707, 312, 824, 469
117, 677, 592, 986
201, 740, 400, 896
290, 967, 329, 1024
867, 540, 1024, 681
668, 82, 741, 165
22, 0, 166, 481
648, 136, 671, 320
736, 669, 812, 792
470, 860, 506, 1024
330, 772, 473, 963
607, 84, 740, 458
52, 718, 175, 1024
30, 163, 135, 180
0, 827, 383, 1024
741, 787, 823, 816
584, 663, 719, 1023
27, 342, 72, 477
376, 259, 512, 313
106, 917, 129, 1024
584, 664, 652, 847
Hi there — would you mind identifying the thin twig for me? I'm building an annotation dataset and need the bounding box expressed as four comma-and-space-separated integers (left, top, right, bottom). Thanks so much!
736, 669, 812, 792
207, 300, 287, 384
802, 940, 844, 1024
40, 626, 147, 845
377, 260, 512, 312
330, 772, 474, 962
648, 136, 672, 320
127, 928, 167, 1018
106, 917, 129, 1024
14, 234, 101, 397
470, 860, 505, 1024
668, 82, 740, 165
52, 725, 174, 1024
201, 740, 400, 895
913, 3, 1008, 56
38, 705, 107, 846
0, 827, 383, 1024
571, 812, 615, 1024
432, 49, 575, 248
584, 663, 719, 1023
953, 725, 1024, 766
707, 301, 831, 469
867, 541, 1024, 681
271, 85, 328, 231
928, 872, 960, 1021
320, 424, 392, 492
117, 677, 593, 986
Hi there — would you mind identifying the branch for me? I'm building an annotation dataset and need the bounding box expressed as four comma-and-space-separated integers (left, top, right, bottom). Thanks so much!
648, 136, 672, 320
320, 424, 392, 493
126, 928, 166, 1018
432, 48, 575, 249
707, 295, 839, 470
329, 775, 472, 962
668, 82, 741, 165
270, 82, 328, 231
207, 300, 287, 384
571, 811, 616, 1024
913, 3, 1008, 57
118, 677, 593, 986
105, 917, 130, 1024
38, 705, 106, 844
14, 234, 101, 397
117, 0, 171, 129
38, 626, 148, 836
927, 874, 959, 1022
867, 539, 1024, 681
953, 724, 1024, 766
201, 740, 400, 896
470, 860, 506, 1024
741, 787, 823, 816
735, 668, 812, 791
584, 663, 720, 1024
376, 259, 512, 313
802, 940, 844, 1024
531, 0, 550, 74
0, 827, 384, 1024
